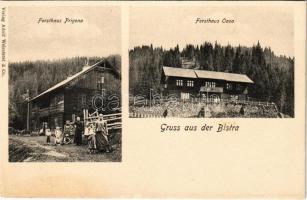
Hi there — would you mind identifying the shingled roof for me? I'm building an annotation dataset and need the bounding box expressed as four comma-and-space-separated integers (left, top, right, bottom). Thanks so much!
163, 66, 197, 78
30, 60, 118, 101
162, 66, 253, 83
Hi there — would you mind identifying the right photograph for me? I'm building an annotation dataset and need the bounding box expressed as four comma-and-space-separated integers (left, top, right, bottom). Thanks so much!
129, 6, 294, 118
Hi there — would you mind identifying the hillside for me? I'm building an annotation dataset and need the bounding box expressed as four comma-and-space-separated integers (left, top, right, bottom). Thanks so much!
129, 42, 294, 117
129, 100, 285, 118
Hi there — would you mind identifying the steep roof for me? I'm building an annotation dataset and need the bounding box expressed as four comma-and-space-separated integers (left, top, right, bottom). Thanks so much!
163, 66, 197, 78
194, 69, 253, 83
31, 60, 118, 101
162, 66, 253, 83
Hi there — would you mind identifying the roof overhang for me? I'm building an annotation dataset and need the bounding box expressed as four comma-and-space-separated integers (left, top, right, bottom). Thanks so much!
162, 66, 253, 84
30, 59, 118, 101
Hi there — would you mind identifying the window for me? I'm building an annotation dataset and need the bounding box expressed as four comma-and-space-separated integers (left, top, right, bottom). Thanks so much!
176, 79, 183, 86
50, 97, 56, 106
187, 80, 194, 87
97, 76, 104, 89
236, 84, 242, 90
226, 83, 233, 90
181, 92, 190, 100
57, 94, 64, 105
205, 81, 216, 88
81, 94, 86, 106
78, 94, 87, 107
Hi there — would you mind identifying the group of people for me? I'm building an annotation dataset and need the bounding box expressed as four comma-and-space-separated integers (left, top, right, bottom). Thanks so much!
42, 114, 111, 154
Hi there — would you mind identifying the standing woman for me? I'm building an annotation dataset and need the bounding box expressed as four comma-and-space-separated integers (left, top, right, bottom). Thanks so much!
95, 114, 110, 153
74, 117, 84, 145
87, 123, 96, 154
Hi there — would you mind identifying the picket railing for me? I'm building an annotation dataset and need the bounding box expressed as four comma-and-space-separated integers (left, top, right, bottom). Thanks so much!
130, 95, 277, 107
129, 99, 279, 118
84, 110, 122, 130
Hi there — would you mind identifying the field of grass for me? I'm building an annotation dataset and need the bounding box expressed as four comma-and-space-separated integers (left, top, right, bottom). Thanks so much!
129, 101, 282, 118
9, 135, 121, 162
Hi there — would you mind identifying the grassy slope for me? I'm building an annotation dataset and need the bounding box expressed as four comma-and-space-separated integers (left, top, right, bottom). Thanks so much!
9, 135, 121, 162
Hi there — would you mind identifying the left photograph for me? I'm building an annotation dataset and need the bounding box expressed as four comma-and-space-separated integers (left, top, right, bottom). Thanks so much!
8, 6, 122, 162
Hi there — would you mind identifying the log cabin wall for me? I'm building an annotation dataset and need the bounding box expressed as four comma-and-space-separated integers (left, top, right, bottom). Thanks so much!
30, 91, 65, 130
163, 75, 249, 101
64, 66, 121, 122
30, 61, 121, 131
164, 76, 199, 97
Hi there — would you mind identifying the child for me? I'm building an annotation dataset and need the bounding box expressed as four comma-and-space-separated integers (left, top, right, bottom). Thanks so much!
84, 122, 91, 144
87, 123, 96, 154
54, 127, 62, 145
45, 128, 51, 144
63, 121, 72, 145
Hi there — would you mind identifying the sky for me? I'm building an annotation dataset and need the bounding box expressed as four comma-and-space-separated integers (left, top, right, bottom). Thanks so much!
8, 6, 121, 62
8, 6, 294, 62
130, 6, 294, 57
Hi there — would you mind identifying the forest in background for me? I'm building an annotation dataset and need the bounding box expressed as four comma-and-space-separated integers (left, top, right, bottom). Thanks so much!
9, 55, 121, 129
129, 42, 294, 117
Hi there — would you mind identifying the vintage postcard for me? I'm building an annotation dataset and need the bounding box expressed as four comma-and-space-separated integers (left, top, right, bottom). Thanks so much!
129, 6, 295, 119
0, 1, 306, 198
7, 6, 122, 162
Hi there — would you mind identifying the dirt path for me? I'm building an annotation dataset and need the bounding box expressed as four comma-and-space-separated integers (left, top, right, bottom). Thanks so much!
9, 135, 121, 162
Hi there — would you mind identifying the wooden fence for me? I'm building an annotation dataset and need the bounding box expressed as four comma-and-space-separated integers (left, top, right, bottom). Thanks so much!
130, 95, 277, 107
129, 98, 279, 118
83, 110, 122, 130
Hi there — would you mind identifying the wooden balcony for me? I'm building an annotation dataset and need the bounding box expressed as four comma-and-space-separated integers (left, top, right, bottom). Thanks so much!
200, 86, 223, 93
36, 103, 64, 116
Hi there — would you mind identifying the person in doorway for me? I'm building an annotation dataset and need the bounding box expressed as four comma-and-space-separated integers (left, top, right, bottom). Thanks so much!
74, 117, 84, 145
94, 114, 111, 153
